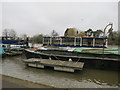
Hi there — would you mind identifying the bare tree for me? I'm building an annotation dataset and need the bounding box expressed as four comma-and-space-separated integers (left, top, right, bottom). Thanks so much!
2, 29, 9, 40
9, 29, 17, 40
19, 34, 27, 40
2, 29, 17, 40
51, 30, 59, 36
31, 34, 43, 43
22, 34, 27, 40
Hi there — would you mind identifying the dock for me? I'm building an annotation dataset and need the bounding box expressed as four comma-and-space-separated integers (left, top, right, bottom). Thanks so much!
23, 58, 84, 72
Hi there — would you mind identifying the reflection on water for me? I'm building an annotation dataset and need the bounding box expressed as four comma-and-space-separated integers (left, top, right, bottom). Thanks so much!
2, 55, 119, 88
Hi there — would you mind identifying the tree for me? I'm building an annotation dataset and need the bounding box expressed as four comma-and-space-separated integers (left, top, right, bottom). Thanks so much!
19, 34, 27, 40
22, 34, 27, 40
85, 29, 93, 36
51, 30, 59, 36
76, 31, 85, 37
9, 29, 17, 40
2, 29, 17, 40
108, 28, 113, 39
93, 30, 103, 37
108, 31, 119, 45
64, 28, 78, 36
31, 34, 43, 43
2, 29, 9, 40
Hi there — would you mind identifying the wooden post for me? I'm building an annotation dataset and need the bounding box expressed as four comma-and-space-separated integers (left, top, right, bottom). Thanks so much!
105, 39, 108, 47
26, 37, 29, 47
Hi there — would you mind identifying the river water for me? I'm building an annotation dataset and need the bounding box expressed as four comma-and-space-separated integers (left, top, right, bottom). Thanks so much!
1, 54, 119, 88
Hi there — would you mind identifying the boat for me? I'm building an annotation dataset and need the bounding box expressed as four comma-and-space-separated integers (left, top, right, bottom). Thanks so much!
24, 47, 120, 61
24, 36, 120, 70
0, 36, 30, 57
24, 47, 120, 70
24, 36, 120, 60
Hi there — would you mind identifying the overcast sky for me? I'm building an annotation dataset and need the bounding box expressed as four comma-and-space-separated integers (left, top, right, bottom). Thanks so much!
2, 2, 118, 37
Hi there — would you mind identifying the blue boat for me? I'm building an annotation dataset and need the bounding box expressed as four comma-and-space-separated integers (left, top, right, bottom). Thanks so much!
0, 36, 28, 46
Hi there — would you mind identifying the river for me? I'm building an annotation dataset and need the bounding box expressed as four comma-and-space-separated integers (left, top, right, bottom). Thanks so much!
1, 53, 119, 88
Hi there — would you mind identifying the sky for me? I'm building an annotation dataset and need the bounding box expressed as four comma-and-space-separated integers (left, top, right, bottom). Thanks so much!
1, 1, 118, 37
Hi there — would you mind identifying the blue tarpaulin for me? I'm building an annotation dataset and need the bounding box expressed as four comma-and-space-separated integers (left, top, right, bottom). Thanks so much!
0, 46, 5, 54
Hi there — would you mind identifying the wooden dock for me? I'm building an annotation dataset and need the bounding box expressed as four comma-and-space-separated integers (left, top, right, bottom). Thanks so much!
23, 58, 84, 72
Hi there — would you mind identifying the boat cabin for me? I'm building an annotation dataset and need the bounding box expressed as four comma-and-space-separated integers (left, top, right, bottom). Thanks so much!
43, 36, 108, 48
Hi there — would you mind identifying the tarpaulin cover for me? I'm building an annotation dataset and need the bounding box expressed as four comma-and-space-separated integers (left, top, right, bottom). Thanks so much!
73, 47, 120, 55
0, 46, 5, 54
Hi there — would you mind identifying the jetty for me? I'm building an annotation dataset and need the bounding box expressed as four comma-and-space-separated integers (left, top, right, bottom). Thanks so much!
23, 58, 84, 72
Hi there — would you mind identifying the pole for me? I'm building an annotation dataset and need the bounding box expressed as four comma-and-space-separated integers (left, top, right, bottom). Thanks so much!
93, 38, 95, 47
43, 37, 44, 44
105, 39, 108, 47
50, 37, 52, 45
60, 38, 62, 45
26, 37, 29, 47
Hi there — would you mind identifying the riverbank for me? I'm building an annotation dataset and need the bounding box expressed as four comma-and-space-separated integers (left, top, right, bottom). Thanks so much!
1, 74, 54, 88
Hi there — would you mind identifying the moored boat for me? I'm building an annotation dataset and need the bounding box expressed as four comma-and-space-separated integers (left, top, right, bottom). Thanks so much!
24, 35, 120, 70
24, 36, 120, 61
24, 47, 120, 70
24, 47, 120, 61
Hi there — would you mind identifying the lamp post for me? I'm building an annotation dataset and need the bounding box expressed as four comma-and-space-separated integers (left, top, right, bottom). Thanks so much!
102, 23, 113, 57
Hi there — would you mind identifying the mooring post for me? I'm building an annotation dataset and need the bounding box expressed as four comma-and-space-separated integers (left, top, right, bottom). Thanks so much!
26, 37, 29, 47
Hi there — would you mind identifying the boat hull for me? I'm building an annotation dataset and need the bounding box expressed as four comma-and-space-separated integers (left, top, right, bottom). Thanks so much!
24, 49, 120, 70
24, 49, 120, 61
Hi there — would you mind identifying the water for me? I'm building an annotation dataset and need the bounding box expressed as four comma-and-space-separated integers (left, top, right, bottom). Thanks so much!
1, 55, 119, 88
